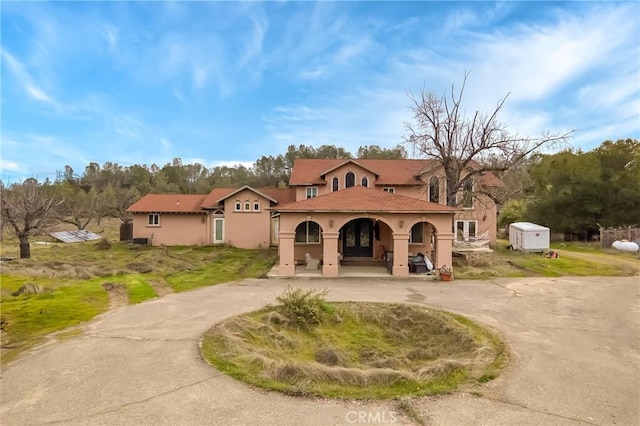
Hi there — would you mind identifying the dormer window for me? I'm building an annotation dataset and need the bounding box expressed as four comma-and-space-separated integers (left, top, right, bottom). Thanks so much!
361, 177, 368, 187
383, 187, 395, 194
306, 187, 318, 199
332, 177, 339, 192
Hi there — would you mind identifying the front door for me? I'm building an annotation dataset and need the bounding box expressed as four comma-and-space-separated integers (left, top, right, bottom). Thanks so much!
343, 219, 373, 257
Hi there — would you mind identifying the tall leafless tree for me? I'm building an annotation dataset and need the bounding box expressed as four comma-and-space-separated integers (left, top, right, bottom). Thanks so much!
0, 179, 63, 258
404, 72, 573, 207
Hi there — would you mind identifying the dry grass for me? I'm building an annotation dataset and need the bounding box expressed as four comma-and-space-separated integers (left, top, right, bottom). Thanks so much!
201, 302, 507, 399
0, 217, 278, 366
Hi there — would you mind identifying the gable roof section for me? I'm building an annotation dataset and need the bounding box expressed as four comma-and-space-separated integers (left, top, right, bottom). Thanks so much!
290, 158, 504, 187
289, 158, 435, 186
275, 186, 457, 213
320, 159, 379, 179
201, 186, 296, 208
127, 194, 208, 214
215, 185, 279, 204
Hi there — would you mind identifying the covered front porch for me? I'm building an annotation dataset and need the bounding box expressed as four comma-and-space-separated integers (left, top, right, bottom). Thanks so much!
276, 213, 455, 277
273, 187, 457, 278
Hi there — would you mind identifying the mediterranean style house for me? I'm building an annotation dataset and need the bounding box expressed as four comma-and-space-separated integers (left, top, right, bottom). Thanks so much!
127, 158, 501, 277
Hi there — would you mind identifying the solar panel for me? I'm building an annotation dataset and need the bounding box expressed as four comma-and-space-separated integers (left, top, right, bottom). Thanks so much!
50, 230, 102, 243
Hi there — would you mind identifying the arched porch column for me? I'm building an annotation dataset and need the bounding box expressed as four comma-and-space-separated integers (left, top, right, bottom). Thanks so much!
278, 232, 296, 276
322, 231, 340, 276
392, 232, 410, 277
434, 232, 454, 270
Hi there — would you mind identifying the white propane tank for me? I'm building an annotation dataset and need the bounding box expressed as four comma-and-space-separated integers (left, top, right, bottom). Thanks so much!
612, 240, 640, 253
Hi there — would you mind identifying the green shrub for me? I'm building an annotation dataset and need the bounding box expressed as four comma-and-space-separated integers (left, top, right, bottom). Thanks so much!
275, 286, 332, 330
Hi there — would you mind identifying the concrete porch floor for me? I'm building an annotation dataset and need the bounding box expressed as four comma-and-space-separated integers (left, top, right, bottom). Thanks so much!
266, 264, 439, 279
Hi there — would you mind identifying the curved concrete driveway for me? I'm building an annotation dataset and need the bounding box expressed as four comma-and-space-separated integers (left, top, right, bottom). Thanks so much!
1, 277, 638, 425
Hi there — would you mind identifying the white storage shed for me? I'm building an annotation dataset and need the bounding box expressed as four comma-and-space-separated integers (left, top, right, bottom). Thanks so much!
509, 222, 550, 253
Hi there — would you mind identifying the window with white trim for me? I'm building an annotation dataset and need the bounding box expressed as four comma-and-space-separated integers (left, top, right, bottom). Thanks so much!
410, 223, 424, 244
244, 201, 250, 211
306, 187, 318, 199
383, 187, 395, 194
361, 177, 368, 187
213, 217, 224, 243
295, 221, 320, 244
234, 201, 241, 211
253, 201, 260, 211
455, 220, 477, 242
148, 213, 160, 226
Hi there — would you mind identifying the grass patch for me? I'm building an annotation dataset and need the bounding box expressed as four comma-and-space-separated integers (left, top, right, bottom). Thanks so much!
201, 290, 507, 399
1, 275, 109, 364
165, 247, 276, 292
120, 275, 157, 304
453, 240, 638, 279
0, 219, 278, 366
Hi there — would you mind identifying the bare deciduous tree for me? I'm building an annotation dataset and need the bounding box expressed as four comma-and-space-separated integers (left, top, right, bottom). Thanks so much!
56, 183, 104, 230
404, 73, 573, 206
0, 179, 63, 258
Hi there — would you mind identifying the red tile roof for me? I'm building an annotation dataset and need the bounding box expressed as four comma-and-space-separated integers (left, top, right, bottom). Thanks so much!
201, 188, 235, 208
127, 194, 208, 213
258, 187, 297, 205
275, 186, 457, 213
289, 158, 503, 187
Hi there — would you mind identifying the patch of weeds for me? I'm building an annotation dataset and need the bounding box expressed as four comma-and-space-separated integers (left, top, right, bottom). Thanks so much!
201, 299, 508, 399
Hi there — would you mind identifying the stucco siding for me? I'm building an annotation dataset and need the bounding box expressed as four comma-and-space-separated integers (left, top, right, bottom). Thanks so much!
223, 189, 272, 249
132, 213, 209, 246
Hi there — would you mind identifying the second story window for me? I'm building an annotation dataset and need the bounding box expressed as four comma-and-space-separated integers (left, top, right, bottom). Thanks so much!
244, 201, 251, 211
383, 187, 395, 194
253, 201, 260, 211
429, 177, 440, 203
361, 177, 368, 187
234, 201, 241, 211
332, 177, 339, 192
306, 187, 318, 199
345, 172, 355, 188
461, 178, 473, 208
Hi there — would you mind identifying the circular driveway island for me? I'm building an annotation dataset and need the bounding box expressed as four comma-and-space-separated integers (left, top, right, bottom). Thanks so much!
1, 277, 638, 425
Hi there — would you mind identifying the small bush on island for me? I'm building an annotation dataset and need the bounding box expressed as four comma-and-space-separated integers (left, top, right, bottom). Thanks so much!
201, 287, 507, 399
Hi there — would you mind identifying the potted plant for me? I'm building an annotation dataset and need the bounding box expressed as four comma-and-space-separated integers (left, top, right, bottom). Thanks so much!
439, 265, 453, 282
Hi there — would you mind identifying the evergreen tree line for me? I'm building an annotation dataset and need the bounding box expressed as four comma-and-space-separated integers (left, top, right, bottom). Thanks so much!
498, 138, 640, 240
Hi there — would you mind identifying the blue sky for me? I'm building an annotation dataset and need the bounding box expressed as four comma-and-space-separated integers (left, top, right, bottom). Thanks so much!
1, 1, 639, 183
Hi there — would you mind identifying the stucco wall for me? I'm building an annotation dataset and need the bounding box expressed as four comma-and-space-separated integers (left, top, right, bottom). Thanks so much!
454, 193, 498, 243
279, 211, 454, 268
223, 189, 272, 249
132, 213, 209, 246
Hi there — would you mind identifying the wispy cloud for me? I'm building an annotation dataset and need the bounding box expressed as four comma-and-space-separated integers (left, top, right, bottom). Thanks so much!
102, 24, 119, 52
1, 49, 58, 107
